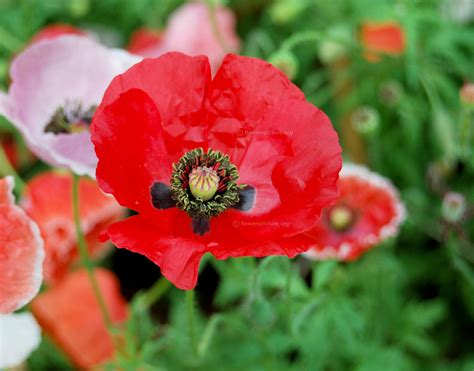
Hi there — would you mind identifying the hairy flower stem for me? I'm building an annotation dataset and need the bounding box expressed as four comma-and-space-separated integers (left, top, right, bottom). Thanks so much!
140, 277, 172, 310
186, 290, 198, 358
0, 143, 25, 195
72, 173, 113, 330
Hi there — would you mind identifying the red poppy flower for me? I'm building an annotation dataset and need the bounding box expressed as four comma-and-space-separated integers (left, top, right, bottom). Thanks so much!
360, 21, 405, 62
21, 171, 124, 285
304, 164, 405, 261
91, 52, 342, 290
127, 27, 163, 55
31, 269, 127, 369
29, 23, 86, 44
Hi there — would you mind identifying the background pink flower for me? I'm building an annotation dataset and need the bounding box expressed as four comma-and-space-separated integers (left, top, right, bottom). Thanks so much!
130, 2, 240, 72
0, 36, 139, 177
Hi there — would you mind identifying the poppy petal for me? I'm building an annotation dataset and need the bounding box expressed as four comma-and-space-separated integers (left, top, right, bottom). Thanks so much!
99, 52, 211, 157
0, 177, 44, 314
208, 233, 315, 260
211, 99, 341, 239
92, 88, 171, 214
103, 213, 206, 290
21, 172, 123, 285
207, 54, 306, 162
31, 269, 127, 369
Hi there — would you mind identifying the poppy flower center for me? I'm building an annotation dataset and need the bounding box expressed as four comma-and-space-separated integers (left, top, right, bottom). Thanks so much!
44, 101, 96, 135
189, 166, 220, 201
327, 205, 356, 232
151, 148, 256, 235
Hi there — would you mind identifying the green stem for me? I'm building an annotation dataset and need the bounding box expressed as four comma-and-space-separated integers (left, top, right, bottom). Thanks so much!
140, 277, 172, 310
206, 0, 231, 52
0, 143, 25, 195
72, 173, 113, 329
186, 290, 198, 358
280, 30, 355, 52
460, 108, 473, 159
0, 26, 22, 52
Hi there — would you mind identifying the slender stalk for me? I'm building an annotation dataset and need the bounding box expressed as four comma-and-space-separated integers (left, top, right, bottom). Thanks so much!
206, 0, 231, 52
72, 173, 112, 329
186, 290, 198, 358
140, 277, 172, 310
0, 143, 25, 195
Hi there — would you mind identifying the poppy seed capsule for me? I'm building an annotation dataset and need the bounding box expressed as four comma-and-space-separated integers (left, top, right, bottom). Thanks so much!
351, 106, 379, 135
189, 166, 220, 201
328, 205, 354, 232
442, 192, 466, 223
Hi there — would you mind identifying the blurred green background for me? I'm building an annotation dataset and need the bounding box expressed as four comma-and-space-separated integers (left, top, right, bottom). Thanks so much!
1, 0, 473, 370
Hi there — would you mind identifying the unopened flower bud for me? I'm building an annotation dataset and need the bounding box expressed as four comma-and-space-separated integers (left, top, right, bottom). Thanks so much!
269, 0, 306, 25
318, 24, 351, 64
269, 51, 298, 80
351, 106, 380, 135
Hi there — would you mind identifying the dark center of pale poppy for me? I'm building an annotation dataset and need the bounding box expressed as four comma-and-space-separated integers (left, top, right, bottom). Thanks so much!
44, 101, 96, 135
150, 148, 255, 235
326, 204, 357, 232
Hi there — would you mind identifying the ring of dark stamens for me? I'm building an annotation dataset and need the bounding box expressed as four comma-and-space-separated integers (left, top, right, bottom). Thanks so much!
44, 102, 96, 135
170, 148, 243, 220
151, 148, 256, 236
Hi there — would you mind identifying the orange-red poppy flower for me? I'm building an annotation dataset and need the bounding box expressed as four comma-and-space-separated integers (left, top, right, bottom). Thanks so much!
21, 172, 124, 285
31, 269, 128, 369
360, 21, 405, 62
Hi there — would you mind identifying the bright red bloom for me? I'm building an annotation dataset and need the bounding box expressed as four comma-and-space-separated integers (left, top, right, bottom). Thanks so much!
305, 164, 405, 261
360, 21, 405, 62
0, 177, 44, 314
31, 269, 127, 369
91, 52, 342, 290
29, 24, 86, 44
127, 27, 163, 55
21, 172, 124, 285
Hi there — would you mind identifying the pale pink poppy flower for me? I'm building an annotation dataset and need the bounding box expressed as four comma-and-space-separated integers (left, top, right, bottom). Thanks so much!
130, 2, 240, 72
0, 36, 140, 177
0, 176, 44, 368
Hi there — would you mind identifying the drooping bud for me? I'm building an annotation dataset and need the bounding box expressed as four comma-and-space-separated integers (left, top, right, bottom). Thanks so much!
318, 24, 351, 65
379, 80, 403, 107
327, 205, 355, 232
442, 192, 466, 223
269, 50, 298, 80
351, 106, 380, 135
189, 166, 220, 201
